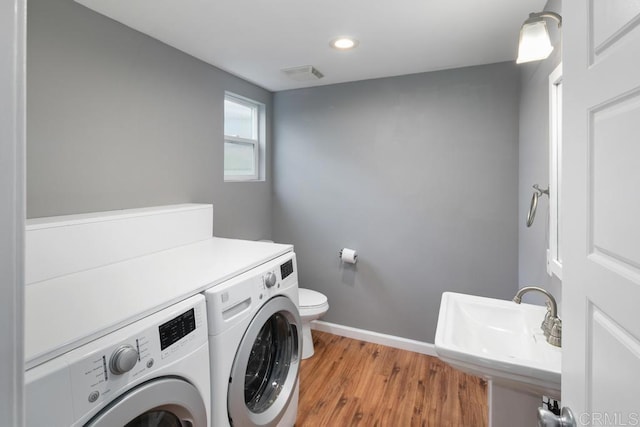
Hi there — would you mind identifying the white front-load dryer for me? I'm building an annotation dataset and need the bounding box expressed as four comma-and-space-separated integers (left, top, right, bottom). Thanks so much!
205, 252, 302, 427
25, 294, 211, 427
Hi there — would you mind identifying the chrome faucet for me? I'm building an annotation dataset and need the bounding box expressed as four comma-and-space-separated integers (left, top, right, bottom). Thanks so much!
513, 286, 562, 347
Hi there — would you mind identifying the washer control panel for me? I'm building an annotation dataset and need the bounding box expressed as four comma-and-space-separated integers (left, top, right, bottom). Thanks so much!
260, 258, 294, 290
68, 295, 207, 416
258, 255, 297, 295
206, 252, 298, 335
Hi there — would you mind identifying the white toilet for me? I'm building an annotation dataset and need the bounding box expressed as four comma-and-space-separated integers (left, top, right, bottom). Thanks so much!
298, 288, 329, 359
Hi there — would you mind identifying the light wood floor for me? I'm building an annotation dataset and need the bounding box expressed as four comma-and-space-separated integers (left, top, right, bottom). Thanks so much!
297, 331, 487, 427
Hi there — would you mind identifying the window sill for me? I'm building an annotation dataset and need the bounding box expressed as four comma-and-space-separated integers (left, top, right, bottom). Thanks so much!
224, 177, 265, 183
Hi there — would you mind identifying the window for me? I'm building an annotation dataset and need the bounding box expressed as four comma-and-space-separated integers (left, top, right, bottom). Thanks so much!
224, 93, 264, 181
547, 64, 562, 279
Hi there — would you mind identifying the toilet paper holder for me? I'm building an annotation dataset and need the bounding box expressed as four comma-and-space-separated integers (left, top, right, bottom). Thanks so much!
339, 248, 358, 264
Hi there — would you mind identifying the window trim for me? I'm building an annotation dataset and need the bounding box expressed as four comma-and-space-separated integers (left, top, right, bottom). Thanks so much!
547, 63, 563, 280
224, 93, 264, 182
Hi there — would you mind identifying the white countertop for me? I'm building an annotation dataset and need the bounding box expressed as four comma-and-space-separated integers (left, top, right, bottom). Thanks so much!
25, 237, 292, 369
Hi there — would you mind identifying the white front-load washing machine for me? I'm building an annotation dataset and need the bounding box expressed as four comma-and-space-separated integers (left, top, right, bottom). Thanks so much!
25, 294, 211, 427
205, 252, 302, 427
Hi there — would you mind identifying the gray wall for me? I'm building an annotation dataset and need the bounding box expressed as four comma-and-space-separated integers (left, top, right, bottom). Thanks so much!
27, 0, 273, 240
273, 63, 520, 343
518, 0, 562, 311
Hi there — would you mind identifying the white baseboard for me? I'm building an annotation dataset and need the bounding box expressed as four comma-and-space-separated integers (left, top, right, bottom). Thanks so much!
311, 320, 437, 357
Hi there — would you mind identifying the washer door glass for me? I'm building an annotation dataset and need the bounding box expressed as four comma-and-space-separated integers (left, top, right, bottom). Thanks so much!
245, 312, 295, 412
124, 411, 182, 427
86, 377, 207, 427
228, 295, 302, 427
124, 410, 181, 427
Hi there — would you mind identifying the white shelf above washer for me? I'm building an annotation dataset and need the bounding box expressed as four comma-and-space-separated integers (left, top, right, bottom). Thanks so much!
26, 236, 292, 369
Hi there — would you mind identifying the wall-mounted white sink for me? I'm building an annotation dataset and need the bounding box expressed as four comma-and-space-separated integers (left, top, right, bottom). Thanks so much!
435, 292, 561, 398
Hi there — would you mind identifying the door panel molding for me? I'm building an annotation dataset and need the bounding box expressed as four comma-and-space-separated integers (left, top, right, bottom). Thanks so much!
590, 0, 640, 62
587, 303, 640, 416
588, 87, 640, 274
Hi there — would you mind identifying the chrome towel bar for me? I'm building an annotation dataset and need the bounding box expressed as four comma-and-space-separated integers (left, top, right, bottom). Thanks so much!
526, 184, 549, 227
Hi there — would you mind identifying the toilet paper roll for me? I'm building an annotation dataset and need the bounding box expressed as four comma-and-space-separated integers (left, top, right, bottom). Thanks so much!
340, 248, 358, 264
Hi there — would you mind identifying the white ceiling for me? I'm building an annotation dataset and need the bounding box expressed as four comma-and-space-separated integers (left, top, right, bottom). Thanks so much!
75, 0, 547, 92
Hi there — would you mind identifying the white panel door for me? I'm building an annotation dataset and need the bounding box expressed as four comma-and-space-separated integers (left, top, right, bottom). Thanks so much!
0, 0, 26, 425
0, 0, 26, 424
563, 0, 640, 425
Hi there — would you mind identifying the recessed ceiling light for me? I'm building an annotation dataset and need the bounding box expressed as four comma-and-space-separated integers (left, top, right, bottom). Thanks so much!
330, 37, 359, 50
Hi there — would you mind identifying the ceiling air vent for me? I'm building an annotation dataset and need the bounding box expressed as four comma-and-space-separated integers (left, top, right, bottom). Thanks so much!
281, 65, 324, 81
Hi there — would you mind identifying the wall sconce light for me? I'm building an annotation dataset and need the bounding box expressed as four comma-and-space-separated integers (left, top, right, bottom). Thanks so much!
516, 11, 562, 64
